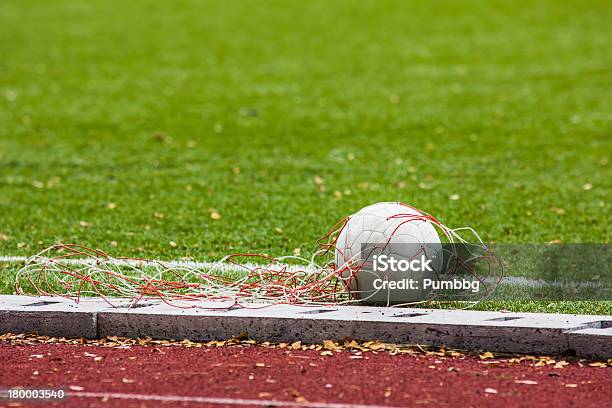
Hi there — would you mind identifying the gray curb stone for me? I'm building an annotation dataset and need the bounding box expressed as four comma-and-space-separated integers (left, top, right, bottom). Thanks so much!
566, 327, 612, 360
1, 295, 610, 359
0, 295, 101, 338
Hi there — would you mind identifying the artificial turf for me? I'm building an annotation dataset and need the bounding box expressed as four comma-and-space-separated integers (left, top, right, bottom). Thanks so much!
0, 0, 610, 313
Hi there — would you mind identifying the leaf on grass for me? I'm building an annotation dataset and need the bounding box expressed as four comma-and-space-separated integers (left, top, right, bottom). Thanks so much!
550, 207, 565, 215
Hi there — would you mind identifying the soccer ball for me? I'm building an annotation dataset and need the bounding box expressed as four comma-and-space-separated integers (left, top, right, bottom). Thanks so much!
334, 202, 442, 304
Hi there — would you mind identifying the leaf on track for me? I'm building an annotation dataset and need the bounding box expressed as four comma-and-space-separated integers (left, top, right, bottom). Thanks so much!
323, 340, 337, 351
514, 380, 538, 385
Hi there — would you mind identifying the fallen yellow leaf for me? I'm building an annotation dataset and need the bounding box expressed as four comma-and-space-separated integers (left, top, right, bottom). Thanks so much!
323, 340, 337, 351
479, 351, 494, 359
514, 380, 538, 385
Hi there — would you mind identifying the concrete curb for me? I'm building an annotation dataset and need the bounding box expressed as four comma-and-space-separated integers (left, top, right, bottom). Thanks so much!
1, 295, 610, 359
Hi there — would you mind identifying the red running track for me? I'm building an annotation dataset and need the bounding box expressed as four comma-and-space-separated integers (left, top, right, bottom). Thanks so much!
0, 343, 609, 408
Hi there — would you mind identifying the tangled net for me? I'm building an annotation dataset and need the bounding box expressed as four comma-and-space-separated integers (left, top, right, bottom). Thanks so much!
15, 203, 503, 309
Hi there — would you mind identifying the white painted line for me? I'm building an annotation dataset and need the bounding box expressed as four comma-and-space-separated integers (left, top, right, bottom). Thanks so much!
496, 276, 603, 289
69, 391, 406, 408
0, 256, 27, 263
0, 255, 603, 288
0, 255, 315, 273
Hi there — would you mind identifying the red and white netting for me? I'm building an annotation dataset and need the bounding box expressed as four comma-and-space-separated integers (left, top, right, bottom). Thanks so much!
15, 204, 502, 309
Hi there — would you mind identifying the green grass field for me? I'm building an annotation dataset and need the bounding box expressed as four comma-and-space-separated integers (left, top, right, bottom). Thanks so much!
1, 0, 610, 314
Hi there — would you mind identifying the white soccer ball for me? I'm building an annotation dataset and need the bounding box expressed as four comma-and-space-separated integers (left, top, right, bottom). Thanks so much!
334, 202, 442, 304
